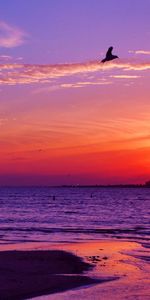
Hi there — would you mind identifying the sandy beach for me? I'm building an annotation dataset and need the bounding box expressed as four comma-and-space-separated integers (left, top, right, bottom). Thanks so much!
1, 240, 150, 300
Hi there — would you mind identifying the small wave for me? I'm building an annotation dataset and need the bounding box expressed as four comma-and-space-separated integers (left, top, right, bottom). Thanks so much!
0, 226, 149, 235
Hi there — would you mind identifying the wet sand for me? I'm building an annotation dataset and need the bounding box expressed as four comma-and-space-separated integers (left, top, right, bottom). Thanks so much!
1, 240, 150, 300
46, 240, 150, 300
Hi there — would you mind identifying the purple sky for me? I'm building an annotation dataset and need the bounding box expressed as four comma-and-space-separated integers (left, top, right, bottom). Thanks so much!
1, 0, 150, 63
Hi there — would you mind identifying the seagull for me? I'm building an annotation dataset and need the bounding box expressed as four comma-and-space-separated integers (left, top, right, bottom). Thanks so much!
101, 47, 118, 63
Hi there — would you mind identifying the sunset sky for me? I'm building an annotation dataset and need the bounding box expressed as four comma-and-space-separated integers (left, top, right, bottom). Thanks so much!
0, 0, 150, 185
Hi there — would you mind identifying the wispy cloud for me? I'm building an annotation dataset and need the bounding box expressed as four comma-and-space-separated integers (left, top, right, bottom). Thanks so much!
0, 60, 150, 86
33, 80, 112, 93
0, 55, 23, 62
129, 50, 150, 55
0, 21, 27, 48
110, 75, 141, 79
0, 118, 8, 125
61, 80, 112, 88
0, 54, 12, 60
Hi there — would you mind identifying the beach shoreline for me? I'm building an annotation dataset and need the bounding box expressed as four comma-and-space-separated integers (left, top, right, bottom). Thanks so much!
1, 240, 150, 300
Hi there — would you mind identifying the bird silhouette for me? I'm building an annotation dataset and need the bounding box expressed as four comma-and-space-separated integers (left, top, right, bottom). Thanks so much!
101, 47, 118, 63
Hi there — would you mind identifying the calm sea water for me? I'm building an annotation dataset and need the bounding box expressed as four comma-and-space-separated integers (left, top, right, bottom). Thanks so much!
0, 187, 149, 245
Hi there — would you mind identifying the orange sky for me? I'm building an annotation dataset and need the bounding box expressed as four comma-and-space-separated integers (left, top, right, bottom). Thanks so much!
0, 71, 150, 185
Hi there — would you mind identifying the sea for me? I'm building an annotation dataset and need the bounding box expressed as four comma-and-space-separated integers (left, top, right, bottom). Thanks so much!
0, 187, 150, 246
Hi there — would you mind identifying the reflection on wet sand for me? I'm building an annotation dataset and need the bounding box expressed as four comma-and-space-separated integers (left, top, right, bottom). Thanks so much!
38, 240, 150, 300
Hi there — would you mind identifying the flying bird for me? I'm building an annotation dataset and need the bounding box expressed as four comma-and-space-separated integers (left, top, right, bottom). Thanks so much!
101, 47, 118, 63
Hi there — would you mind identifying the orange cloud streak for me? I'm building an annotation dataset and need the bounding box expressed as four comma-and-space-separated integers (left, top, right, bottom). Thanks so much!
0, 59, 150, 85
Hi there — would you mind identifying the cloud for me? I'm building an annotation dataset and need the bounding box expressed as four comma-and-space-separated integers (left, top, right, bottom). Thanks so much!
110, 75, 141, 79
129, 50, 150, 55
0, 21, 27, 48
33, 80, 112, 93
0, 118, 8, 125
61, 80, 112, 88
0, 54, 12, 60
0, 59, 150, 86
0, 55, 23, 62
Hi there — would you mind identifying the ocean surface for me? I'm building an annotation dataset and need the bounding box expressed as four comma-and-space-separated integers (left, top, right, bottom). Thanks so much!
0, 187, 150, 245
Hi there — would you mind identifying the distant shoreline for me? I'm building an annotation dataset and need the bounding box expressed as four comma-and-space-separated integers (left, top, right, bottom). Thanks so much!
0, 184, 150, 188
59, 184, 150, 188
